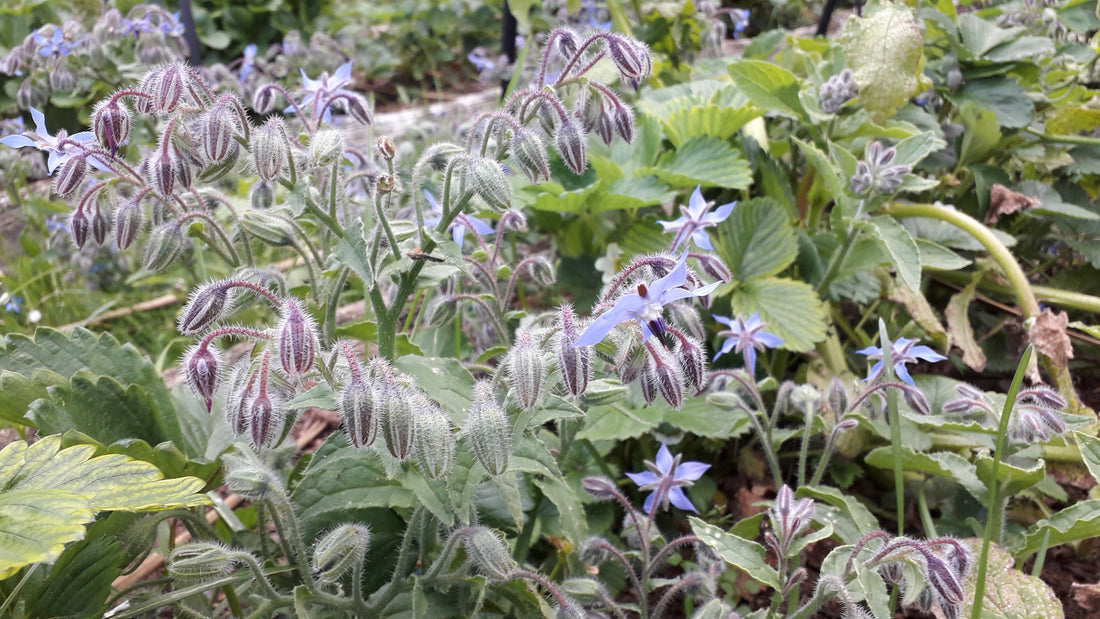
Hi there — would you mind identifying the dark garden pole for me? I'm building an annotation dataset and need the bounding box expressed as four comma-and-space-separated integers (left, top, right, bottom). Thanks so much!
177, 0, 203, 65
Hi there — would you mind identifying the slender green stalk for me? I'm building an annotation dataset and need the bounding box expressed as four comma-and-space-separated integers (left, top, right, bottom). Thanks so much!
1031, 530, 1051, 577
917, 485, 937, 538
322, 266, 349, 345
797, 399, 816, 488
972, 345, 1032, 619
877, 319, 904, 537
815, 199, 866, 296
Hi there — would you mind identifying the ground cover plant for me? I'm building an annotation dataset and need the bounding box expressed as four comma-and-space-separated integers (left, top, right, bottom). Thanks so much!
1, 0, 1100, 617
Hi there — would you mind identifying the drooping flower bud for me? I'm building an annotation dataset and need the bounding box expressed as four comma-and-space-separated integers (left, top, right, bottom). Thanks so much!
143, 222, 184, 271
53, 155, 86, 198
645, 342, 684, 409
557, 305, 590, 397
606, 37, 651, 88
183, 342, 221, 411
344, 94, 373, 126
414, 398, 456, 479
553, 29, 579, 61
248, 388, 285, 449
592, 106, 614, 146
639, 369, 658, 406
825, 378, 850, 414
676, 335, 707, 393
379, 382, 416, 461
167, 542, 237, 580
49, 64, 77, 93
310, 129, 345, 167
253, 84, 279, 115
224, 361, 253, 437
468, 156, 512, 211
201, 110, 237, 164
340, 377, 378, 448
178, 281, 233, 335
92, 98, 132, 156
113, 194, 144, 250
241, 210, 296, 246
580, 476, 619, 501
147, 148, 176, 200
463, 527, 516, 581
510, 128, 551, 184
250, 181, 275, 210
277, 298, 316, 376
311, 523, 371, 584
154, 63, 186, 113
134, 72, 157, 115
90, 203, 110, 247
465, 381, 511, 475
612, 102, 634, 144
554, 121, 587, 174
506, 329, 546, 410
251, 120, 287, 182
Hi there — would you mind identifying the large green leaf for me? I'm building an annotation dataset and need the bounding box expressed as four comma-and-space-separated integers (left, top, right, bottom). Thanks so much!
1076, 431, 1100, 486
661, 105, 764, 149
841, 2, 926, 119
864, 446, 987, 500
974, 453, 1045, 495
868, 216, 922, 292
967, 542, 1064, 617
1011, 498, 1100, 557
647, 137, 752, 190
727, 278, 827, 352
949, 77, 1033, 129
577, 403, 662, 441
794, 138, 845, 199
0, 436, 208, 579
395, 355, 475, 422
797, 485, 877, 542
956, 102, 1001, 166
957, 14, 1024, 58
727, 60, 806, 118
0, 369, 62, 426
690, 517, 780, 589
715, 198, 798, 282
331, 218, 374, 288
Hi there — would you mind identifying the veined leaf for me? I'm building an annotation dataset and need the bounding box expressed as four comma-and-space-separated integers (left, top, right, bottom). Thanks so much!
661, 105, 763, 149
1011, 498, 1100, 558
1076, 431, 1100, 486
690, 517, 780, 589
715, 198, 798, 282
868, 216, 922, 292
647, 136, 752, 190
728, 60, 807, 118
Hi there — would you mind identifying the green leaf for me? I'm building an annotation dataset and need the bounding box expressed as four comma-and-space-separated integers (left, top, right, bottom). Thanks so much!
690, 517, 780, 589
1011, 498, 1100, 557
727, 278, 827, 352
794, 138, 845, 199
576, 403, 662, 441
970, 542, 1064, 617
956, 102, 1001, 166
892, 131, 944, 168
949, 77, 1033, 129
797, 485, 877, 542
958, 14, 1024, 58
1075, 431, 1100, 486
395, 355, 475, 422
916, 239, 971, 271
0, 436, 208, 579
841, 2, 926, 119
727, 60, 807, 118
868, 216, 922, 292
715, 198, 798, 282
401, 469, 455, 526
331, 218, 373, 288
0, 369, 62, 426
532, 477, 587, 546
661, 105, 764, 149
657, 396, 752, 439
1046, 105, 1100, 135
975, 453, 1045, 495
984, 36, 1055, 63
648, 137, 752, 190
864, 446, 987, 500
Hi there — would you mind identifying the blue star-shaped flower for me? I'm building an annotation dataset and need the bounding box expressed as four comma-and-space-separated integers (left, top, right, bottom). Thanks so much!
34, 29, 72, 57
422, 190, 493, 248
656, 185, 735, 251
573, 252, 720, 347
0, 107, 96, 174
856, 337, 947, 386
626, 442, 711, 513
239, 44, 258, 81
712, 312, 784, 373
291, 61, 356, 123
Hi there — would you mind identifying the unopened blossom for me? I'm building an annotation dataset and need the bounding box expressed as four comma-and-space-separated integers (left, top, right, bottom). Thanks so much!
573, 252, 720, 347
626, 442, 710, 513
712, 312, 784, 373
857, 337, 946, 385
656, 185, 735, 251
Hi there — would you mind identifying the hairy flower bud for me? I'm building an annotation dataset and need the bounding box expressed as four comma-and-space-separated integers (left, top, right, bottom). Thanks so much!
253, 84, 279, 115
183, 342, 221, 411
340, 377, 378, 448
277, 298, 316, 376
93, 98, 132, 156
506, 329, 546, 410
646, 343, 684, 409
143, 222, 184, 271
415, 399, 456, 479
168, 542, 237, 580
606, 37, 651, 88
593, 107, 614, 146
468, 157, 512, 211
310, 129, 345, 167
248, 389, 285, 449
344, 94, 373, 126
612, 103, 635, 144
178, 281, 232, 335
53, 155, 86, 198
224, 362, 252, 436
374, 135, 396, 160
250, 181, 275, 210
154, 64, 186, 113
463, 528, 516, 581
465, 381, 511, 475
49, 64, 77, 94
251, 121, 287, 182
510, 128, 551, 184
557, 305, 590, 397
819, 68, 858, 114
311, 523, 371, 583
113, 194, 144, 250
676, 335, 707, 393
201, 110, 237, 164
554, 121, 587, 174
580, 476, 619, 501
147, 148, 176, 199
825, 378, 850, 414
241, 210, 296, 246
380, 383, 416, 460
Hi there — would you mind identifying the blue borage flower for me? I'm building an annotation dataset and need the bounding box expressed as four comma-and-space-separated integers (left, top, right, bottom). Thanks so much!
0, 107, 97, 175
290, 61, 356, 123
422, 190, 494, 249
656, 185, 735, 251
573, 251, 720, 347
34, 29, 73, 57
239, 44, 258, 81
856, 337, 947, 386
626, 442, 710, 513
711, 311, 784, 373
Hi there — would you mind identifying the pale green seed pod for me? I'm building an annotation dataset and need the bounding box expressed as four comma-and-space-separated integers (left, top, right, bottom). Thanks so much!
380, 383, 416, 461
465, 381, 511, 476
510, 128, 550, 184
463, 527, 516, 581
311, 523, 371, 584
506, 329, 546, 410
143, 222, 184, 271
241, 210, 296, 246
415, 399, 456, 479
167, 542, 237, 580
467, 156, 511, 211
310, 128, 346, 167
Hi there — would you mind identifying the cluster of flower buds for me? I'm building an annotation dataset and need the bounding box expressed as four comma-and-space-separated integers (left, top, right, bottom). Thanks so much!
849, 141, 911, 196
819, 68, 859, 114
943, 382, 1068, 443
850, 533, 972, 619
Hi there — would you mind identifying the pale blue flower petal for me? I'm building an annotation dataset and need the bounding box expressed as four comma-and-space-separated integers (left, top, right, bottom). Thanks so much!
625, 471, 658, 487
675, 461, 711, 481
668, 487, 697, 512
655, 442, 674, 474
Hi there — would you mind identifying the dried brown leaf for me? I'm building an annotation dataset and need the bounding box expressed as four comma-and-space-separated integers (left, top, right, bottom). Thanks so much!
1030, 308, 1074, 370
986, 183, 1038, 224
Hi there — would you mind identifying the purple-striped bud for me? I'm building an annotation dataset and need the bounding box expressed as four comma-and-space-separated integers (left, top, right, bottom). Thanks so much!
201, 110, 236, 163
666, 303, 705, 341
581, 477, 619, 501
554, 121, 587, 175
639, 370, 658, 405
70, 207, 90, 249
593, 107, 614, 146
767, 485, 815, 552
825, 378, 850, 414
253, 85, 279, 115
902, 384, 931, 415
154, 64, 186, 113
415, 398, 455, 479
645, 343, 684, 409
91, 203, 110, 246
248, 390, 285, 449
468, 157, 512, 211
925, 555, 964, 606
340, 377, 378, 448
147, 149, 176, 199
92, 98, 132, 156
53, 155, 87, 198
49, 64, 77, 93
251, 121, 287, 182
606, 37, 651, 88
113, 195, 144, 250
612, 104, 634, 144
183, 342, 221, 411
380, 383, 416, 460
511, 128, 551, 184
553, 29, 579, 61
224, 362, 253, 436
143, 222, 184, 271
557, 305, 590, 397
506, 329, 545, 410
616, 343, 646, 384
135, 72, 157, 115
16, 77, 48, 111
277, 298, 316, 376
465, 381, 510, 475
344, 94, 373, 126
178, 281, 233, 335
675, 335, 706, 393
197, 142, 240, 183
